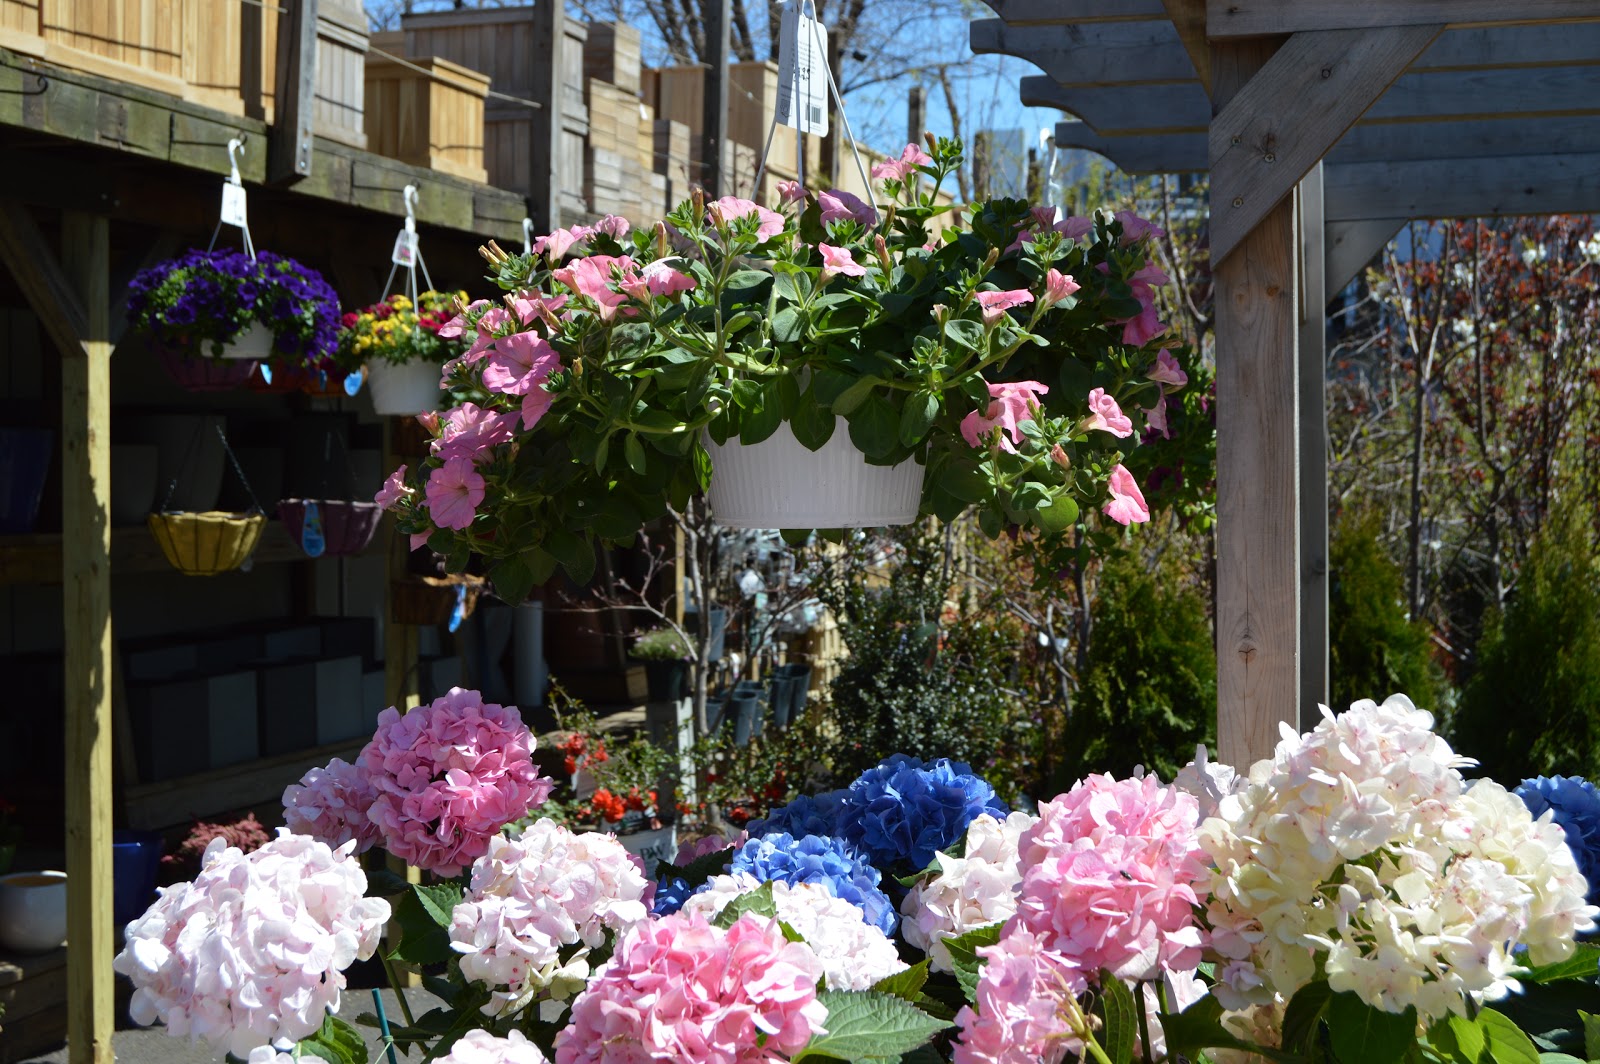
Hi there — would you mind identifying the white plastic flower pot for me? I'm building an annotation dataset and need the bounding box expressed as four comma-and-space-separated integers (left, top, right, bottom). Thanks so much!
705, 423, 925, 529
221, 321, 275, 360
0, 870, 68, 952
367, 359, 443, 416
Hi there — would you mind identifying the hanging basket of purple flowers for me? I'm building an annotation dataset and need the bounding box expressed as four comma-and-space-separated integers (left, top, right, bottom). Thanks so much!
126, 249, 343, 394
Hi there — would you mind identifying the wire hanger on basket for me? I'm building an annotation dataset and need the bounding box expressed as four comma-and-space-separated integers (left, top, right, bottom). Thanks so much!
382, 184, 435, 304
208, 136, 257, 261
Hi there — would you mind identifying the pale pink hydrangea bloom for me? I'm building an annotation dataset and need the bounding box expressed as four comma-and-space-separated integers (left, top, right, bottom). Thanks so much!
1014, 773, 1208, 982
901, 811, 1037, 972
959, 381, 1049, 453
817, 188, 876, 226
450, 818, 651, 1014
554, 912, 828, 1064
817, 243, 866, 280
113, 832, 390, 1060
246, 1044, 296, 1064
481, 334, 561, 398
952, 925, 1084, 1064
685, 873, 907, 991
710, 197, 785, 240
437, 1030, 551, 1064
425, 457, 486, 531
357, 688, 553, 876
281, 757, 379, 853
973, 288, 1034, 327
1102, 464, 1150, 526
1079, 387, 1133, 438
374, 465, 411, 509
1172, 744, 1244, 822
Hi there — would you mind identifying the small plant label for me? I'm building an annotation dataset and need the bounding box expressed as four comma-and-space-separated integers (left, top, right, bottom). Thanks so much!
220, 182, 249, 229
300, 501, 326, 558
775, 3, 829, 136
391, 227, 419, 267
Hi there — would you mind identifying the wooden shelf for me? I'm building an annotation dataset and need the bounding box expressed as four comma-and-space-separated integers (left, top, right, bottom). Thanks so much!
124, 737, 368, 831
0, 520, 384, 586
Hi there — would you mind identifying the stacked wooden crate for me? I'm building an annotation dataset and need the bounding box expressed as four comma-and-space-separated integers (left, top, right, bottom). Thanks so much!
583, 22, 670, 222
363, 45, 491, 183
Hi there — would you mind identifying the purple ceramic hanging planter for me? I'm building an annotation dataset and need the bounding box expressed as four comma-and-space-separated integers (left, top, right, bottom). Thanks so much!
277, 499, 382, 557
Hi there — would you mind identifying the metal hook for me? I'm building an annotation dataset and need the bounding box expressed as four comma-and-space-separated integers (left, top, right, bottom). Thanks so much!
226, 136, 247, 185
521, 217, 534, 255
0, 70, 47, 96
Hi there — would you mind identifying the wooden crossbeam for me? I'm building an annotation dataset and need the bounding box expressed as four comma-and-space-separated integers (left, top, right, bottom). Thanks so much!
1209, 25, 1442, 263
1207, 0, 1600, 38
1324, 151, 1600, 221
1162, 0, 1212, 91
1021, 77, 1209, 133
1326, 219, 1403, 291
0, 201, 91, 357
974, 0, 1166, 23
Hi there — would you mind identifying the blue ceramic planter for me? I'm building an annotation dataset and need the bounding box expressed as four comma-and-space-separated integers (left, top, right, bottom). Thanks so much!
0, 428, 52, 534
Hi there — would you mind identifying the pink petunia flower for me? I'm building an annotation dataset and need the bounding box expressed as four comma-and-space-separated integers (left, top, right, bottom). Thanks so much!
1145, 393, 1169, 437
1097, 261, 1170, 348
482, 332, 561, 397
1042, 268, 1080, 307
974, 289, 1034, 327
594, 214, 631, 240
409, 530, 433, 552
357, 688, 554, 877
710, 197, 785, 240
520, 387, 555, 431
818, 243, 866, 281
619, 259, 698, 301
553, 912, 828, 1064
462, 306, 511, 363
776, 179, 806, 204
870, 142, 932, 184
553, 255, 637, 321
1079, 388, 1133, 438
439, 299, 489, 339
374, 465, 411, 509
1114, 210, 1165, 244
533, 225, 594, 264
432, 402, 518, 463
1101, 463, 1150, 526
508, 292, 567, 329
817, 188, 877, 226
425, 457, 486, 530
1056, 216, 1095, 241
1147, 348, 1188, 390
960, 380, 1050, 453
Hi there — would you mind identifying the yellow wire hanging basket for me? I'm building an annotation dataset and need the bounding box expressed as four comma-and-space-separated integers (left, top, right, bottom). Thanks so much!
146, 510, 266, 576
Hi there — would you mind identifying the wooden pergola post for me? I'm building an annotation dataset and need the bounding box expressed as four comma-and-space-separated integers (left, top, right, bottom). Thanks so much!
1297, 162, 1329, 726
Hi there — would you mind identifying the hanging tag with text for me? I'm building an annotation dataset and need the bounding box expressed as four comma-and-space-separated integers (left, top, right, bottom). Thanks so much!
391, 228, 419, 267
220, 182, 249, 229
775, 3, 829, 137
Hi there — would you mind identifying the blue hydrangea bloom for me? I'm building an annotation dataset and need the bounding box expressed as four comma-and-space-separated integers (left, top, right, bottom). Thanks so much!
652, 876, 694, 916
839, 753, 1008, 872
746, 789, 848, 840
1516, 775, 1600, 904
723, 831, 898, 936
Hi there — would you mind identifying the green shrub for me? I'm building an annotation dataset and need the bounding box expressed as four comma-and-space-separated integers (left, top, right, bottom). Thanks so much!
1327, 510, 1447, 716
1453, 516, 1600, 783
1054, 553, 1215, 786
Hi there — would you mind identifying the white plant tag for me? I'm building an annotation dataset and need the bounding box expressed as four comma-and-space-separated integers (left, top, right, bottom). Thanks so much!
220, 182, 248, 228
391, 227, 419, 267
775, 3, 829, 136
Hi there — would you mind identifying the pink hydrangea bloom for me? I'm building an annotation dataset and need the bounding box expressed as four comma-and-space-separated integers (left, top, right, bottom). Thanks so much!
554, 912, 828, 1064
1102, 463, 1150, 526
482, 332, 561, 397
960, 381, 1049, 453
1013, 774, 1208, 981
433, 402, 519, 462
281, 757, 380, 853
425, 457, 486, 531
1148, 348, 1188, 390
438, 1031, 550, 1064
817, 188, 876, 226
357, 688, 553, 876
902, 811, 1038, 972
554, 255, 637, 321
974, 289, 1034, 326
451, 818, 651, 1014
374, 465, 411, 509
711, 197, 786, 240
113, 832, 391, 1060
818, 243, 866, 280
1079, 387, 1133, 438
871, 143, 932, 183
952, 925, 1084, 1064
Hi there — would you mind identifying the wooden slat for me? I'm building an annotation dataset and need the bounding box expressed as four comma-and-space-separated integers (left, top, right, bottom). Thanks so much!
970, 18, 1195, 85
1209, 25, 1441, 263
124, 737, 366, 830
1021, 76, 1209, 132
975, 0, 1166, 23
1211, 36, 1300, 769
60, 210, 113, 1064
1297, 164, 1328, 727
267, 0, 318, 182
1161, 0, 1210, 90
528, 0, 563, 229
1207, 0, 1600, 38
1325, 219, 1401, 291
1324, 151, 1600, 221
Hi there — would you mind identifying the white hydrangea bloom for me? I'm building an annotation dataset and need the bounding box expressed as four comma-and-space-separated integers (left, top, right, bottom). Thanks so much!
683, 873, 907, 990
1200, 695, 1598, 1023
450, 818, 651, 1015
113, 832, 391, 1060
900, 811, 1037, 973
435, 1029, 550, 1064
1173, 745, 1244, 822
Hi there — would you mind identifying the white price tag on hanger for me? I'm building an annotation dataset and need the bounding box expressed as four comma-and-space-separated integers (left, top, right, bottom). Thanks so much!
775, 3, 829, 136
392, 227, 419, 267
220, 182, 248, 228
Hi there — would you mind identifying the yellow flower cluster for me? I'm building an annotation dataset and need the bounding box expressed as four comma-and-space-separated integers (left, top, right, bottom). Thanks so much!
339, 290, 465, 366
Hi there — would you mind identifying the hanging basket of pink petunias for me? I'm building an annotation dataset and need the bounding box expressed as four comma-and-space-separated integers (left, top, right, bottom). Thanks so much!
372, 136, 1199, 601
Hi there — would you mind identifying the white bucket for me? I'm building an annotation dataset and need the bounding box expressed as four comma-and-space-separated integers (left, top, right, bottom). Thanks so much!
221, 321, 275, 360
705, 423, 925, 529
367, 359, 443, 416
0, 871, 67, 953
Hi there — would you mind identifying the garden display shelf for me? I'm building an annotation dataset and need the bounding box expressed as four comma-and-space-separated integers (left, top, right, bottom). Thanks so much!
122, 736, 367, 832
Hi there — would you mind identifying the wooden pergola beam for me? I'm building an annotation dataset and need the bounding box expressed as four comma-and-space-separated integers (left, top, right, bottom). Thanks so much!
1326, 219, 1403, 291
1324, 151, 1600, 221
969, 19, 1195, 85
1162, 0, 1212, 91
974, 0, 1166, 25
0, 202, 91, 359
266, 0, 320, 184
1206, 0, 1600, 38
1210, 25, 1442, 262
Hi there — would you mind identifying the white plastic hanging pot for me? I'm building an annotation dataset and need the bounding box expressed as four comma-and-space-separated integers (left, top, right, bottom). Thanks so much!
221, 321, 275, 360
367, 359, 443, 416
705, 423, 925, 528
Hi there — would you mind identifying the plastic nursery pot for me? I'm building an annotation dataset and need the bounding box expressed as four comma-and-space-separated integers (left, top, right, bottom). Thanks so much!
730, 682, 764, 747
367, 360, 443, 416
112, 829, 164, 928
277, 499, 382, 557
768, 672, 798, 730
391, 575, 485, 626
704, 423, 926, 529
780, 662, 812, 720
155, 343, 258, 393
0, 428, 53, 534
146, 511, 266, 576
0, 871, 68, 953
640, 659, 687, 702
686, 605, 728, 662
220, 322, 275, 360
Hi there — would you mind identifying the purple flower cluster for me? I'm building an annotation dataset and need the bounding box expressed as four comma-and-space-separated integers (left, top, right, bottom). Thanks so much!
127, 248, 340, 369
